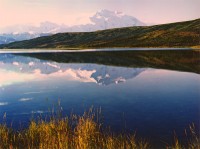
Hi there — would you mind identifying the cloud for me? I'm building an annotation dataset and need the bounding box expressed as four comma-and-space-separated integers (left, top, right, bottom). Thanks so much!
0, 102, 8, 106
31, 110, 45, 114
19, 98, 33, 102
0, 69, 35, 87
0, 67, 97, 88
23, 91, 45, 95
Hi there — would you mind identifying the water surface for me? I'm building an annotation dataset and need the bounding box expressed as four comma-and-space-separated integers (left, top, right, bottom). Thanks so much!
0, 52, 199, 147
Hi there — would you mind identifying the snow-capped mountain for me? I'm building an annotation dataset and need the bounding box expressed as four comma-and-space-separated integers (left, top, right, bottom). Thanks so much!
0, 54, 146, 86
0, 9, 145, 44
64, 9, 145, 32
89, 9, 145, 29
0, 32, 52, 45
0, 36, 15, 44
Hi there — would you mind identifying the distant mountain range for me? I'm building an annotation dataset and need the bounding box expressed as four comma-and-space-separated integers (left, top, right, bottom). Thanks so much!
0, 36, 15, 44
0, 10, 145, 44
0, 18, 199, 48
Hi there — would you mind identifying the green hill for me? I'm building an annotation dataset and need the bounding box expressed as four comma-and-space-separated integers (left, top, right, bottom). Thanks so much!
0, 19, 200, 49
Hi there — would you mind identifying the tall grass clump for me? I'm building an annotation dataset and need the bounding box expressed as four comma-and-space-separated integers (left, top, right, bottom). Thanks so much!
0, 107, 149, 149
170, 123, 200, 149
0, 124, 10, 148
0, 105, 199, 149
187, 123, 200, 149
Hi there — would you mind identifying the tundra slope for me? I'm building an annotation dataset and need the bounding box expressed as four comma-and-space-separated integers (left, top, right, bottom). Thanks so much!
0, 19, 199, 49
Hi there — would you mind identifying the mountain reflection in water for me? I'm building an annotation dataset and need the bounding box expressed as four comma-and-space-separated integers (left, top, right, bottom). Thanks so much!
0, 54, 146, 86
0, 52, 199, 147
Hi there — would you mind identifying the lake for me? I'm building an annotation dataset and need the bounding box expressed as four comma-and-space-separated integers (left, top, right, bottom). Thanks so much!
0, 50, 199, 147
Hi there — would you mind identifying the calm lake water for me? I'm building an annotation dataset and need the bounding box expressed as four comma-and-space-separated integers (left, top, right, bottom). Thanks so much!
0, 51, 199, 146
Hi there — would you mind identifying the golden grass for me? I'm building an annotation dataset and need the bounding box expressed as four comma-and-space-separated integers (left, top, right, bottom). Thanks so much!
0, 108, 199, 149
164, 123, 200, 149
0, 108, 149, 149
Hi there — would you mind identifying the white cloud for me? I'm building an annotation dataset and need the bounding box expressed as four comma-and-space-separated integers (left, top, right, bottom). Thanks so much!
23, 91, 44, 95
0, 69, 35, 87
0, 102, 8, 106
19, 98, 33, 102
31, 110, 44, 114
0, 67, 97, 87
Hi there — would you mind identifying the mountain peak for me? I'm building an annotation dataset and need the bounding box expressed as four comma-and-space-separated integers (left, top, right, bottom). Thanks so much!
90, 9, 145, 29
95, 9, 125, 18
97, 9, 123, 15
0, 9, 146, 44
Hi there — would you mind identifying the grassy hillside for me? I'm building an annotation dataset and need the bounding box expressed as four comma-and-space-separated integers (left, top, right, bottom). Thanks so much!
0, 19, 200, 49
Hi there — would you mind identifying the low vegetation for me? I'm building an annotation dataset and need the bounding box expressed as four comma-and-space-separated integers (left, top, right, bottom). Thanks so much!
0, 108, 150, 149
0, 19, 199, 49
0, 107, 199, 149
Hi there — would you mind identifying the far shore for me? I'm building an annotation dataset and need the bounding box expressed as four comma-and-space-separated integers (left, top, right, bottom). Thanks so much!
0, 47, 198, 54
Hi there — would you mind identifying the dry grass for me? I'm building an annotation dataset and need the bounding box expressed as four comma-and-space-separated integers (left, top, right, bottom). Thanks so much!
0, 108, 149, 149
166, 123, 200, 149
0, 107, 199, 149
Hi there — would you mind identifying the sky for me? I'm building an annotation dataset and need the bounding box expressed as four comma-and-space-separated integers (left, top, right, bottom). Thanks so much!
0, 0, 200, 28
